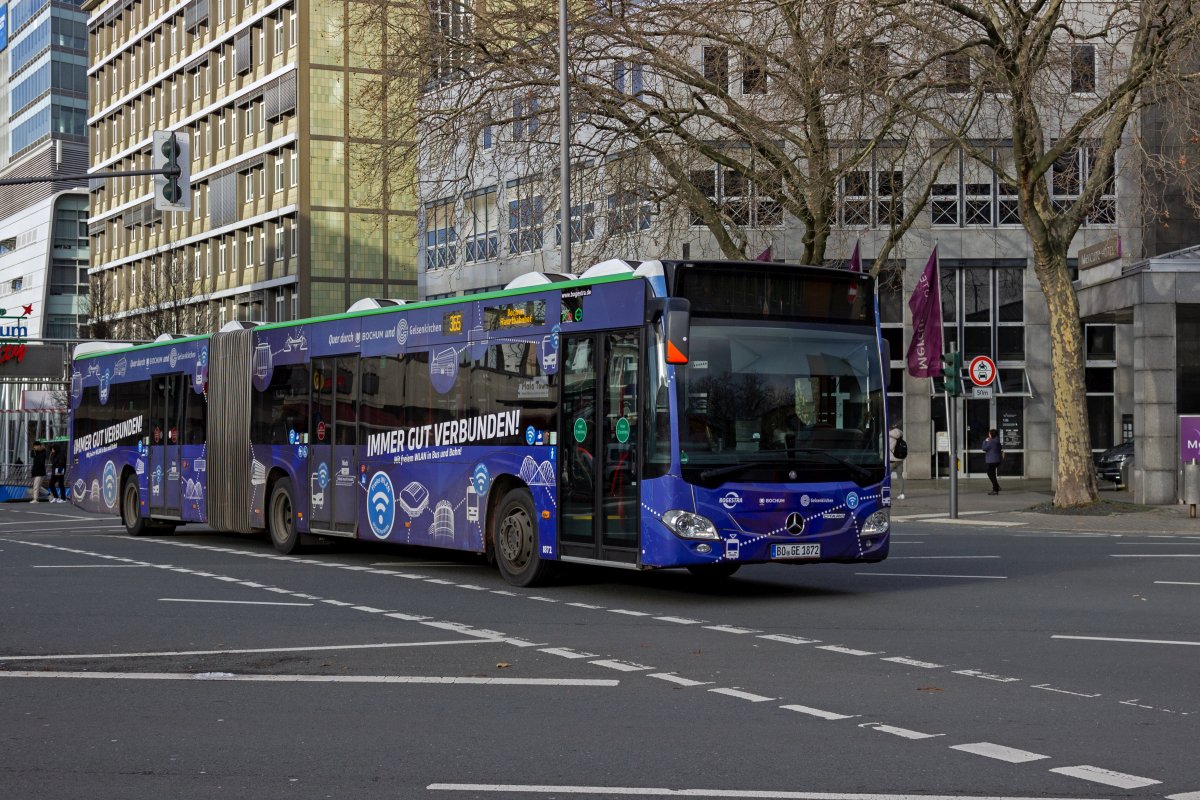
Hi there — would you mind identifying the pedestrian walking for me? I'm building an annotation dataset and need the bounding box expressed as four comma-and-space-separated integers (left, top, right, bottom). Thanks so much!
29, 440, 47, 502
982, 428, 1003, 494
48, 445, 68, 503
889, 423, 908, 500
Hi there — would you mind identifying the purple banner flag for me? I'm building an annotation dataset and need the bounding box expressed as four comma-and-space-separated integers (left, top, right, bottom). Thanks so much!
906, 246, 943, 378
848, 239, 861, 272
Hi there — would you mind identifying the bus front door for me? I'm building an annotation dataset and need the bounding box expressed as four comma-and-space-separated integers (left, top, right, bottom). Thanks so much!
309, 357, 358, 535
559, 330, 640, 564
149, 373, 184, 517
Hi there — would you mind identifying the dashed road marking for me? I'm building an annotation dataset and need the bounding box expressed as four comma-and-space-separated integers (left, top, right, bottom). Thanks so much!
654, 616, 705, 625
708, 687, 775, 702
1053, 635, 1200, 647
158, 598, 311, 607
1030, 684, 1100, 698
0, 671, 619, 686
953, 669, 1020, 683
757, 634, 819, 645
648, 673, 711, 687
590, 659, 652, 672
540, 648, 597, 659
950, 743, 1049, 763
817, 645, 879, 656
1048, 765, 1160, 789
861, 723, 942, 740
882, 657, 944, 669
703, 625, 760, 634
780, 704, 857, 720
610, 609, 651, 617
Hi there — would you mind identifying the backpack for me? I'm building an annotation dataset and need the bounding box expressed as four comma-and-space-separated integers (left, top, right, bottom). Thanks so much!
893, 436, 908, 460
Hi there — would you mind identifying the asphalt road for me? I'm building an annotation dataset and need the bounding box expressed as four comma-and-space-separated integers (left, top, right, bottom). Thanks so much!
2, 503, 1198, 800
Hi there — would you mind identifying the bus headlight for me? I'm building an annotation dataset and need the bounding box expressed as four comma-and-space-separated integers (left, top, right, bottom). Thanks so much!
661, 510, 719, 540
861, 510, 890, 536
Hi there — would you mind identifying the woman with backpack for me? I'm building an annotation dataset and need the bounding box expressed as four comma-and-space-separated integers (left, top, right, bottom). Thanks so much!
889, 423, 907, 500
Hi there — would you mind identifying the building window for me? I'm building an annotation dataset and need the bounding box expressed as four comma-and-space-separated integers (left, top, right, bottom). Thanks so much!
1071, 44, 1096, 93
464, 188, 499, 262
944, 51, 970, 92
219, 241, 227, 273
513, 95, 539, 138
246, 230, 254, 268
508, 190, 544, 254
703, 46, 729, 92
290, 150, 298, 186
607, 190, 651, 235
557, 202, 596, 245
1052, 146, 1116, 224
291, 218, 298, 256
840, 170, 870, 227
275, 154, 285, 192
425, 198, 458, 269
688, 167, 781, 228
742, 51, 767, 94
275, 226, 285, 260
614, 61, 644, 97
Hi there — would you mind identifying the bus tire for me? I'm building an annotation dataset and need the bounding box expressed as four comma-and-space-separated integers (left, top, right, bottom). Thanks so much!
686, 563, 741, 580
121, 478, 150, 537
494, 488, 552, 587
268, 477, 302, 555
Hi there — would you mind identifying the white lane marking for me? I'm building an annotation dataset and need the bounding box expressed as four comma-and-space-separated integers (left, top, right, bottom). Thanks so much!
0, 639, 501, 662
856, 572, 1007, 579
1030, 684, 1101, 698
528, 596, 558, 603
648, 673, 711, 687
1053, 635, 1200, 647
704, 625, 761, 634
386, 612, 431, 621
817, 645, 879, 656
539, 648, 597, 660
158, 598, 312, 607
322, 599, 352, 606
590, 659, 652, 672
32, 564, 152, 568
779, 704, 857, 721
424, 578, 456, 585
369, 562, 463, 567
888, 556, 1000, 560
351, 606, 388, 613
919, 519, 1026, 527
654, 616, 704, 625
882, 657, 944, 669
0, 671, 620, 686
708, 688, 774, 702
609, 609, 651, 617
457, 585, 488, 591
950, 743, 1049, 763
1166, 792, 1200, 799
953, 669, 1020, 683
3, 510, 94, 520
423, 784, 1094, 799
757, 634, 819, 645
1110, 554, 1200, 557
1048, 765, 1160, 789
1156, 581, 1200, 586
503, 639, 541, 648
567, 602, 604, 609
861, 723, 942, 740
490, 590, 518, 596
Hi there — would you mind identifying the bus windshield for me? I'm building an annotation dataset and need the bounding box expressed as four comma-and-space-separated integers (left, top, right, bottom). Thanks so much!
677, 319, 885, 484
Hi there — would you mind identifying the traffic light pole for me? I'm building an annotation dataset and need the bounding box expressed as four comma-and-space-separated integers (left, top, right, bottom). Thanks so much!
0, 167, 179, 186
948, 392, 959, 519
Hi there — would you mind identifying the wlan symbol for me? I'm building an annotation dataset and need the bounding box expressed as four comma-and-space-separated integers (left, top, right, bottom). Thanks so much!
367, 472, 395, 539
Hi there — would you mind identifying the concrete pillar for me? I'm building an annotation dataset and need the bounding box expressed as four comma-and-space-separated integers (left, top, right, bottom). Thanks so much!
1132, 272, 1178, 505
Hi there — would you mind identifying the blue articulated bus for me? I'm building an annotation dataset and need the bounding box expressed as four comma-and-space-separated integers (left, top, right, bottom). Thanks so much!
69, 259, 891, 585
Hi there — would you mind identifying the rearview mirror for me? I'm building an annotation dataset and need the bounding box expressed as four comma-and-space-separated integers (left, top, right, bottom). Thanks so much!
658, 298, 690, 364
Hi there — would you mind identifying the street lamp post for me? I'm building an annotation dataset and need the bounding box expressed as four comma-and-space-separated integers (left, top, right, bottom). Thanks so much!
558, 0, 572, 275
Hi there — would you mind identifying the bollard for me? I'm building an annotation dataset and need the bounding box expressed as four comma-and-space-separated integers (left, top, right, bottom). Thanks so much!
1184, 459, 1200, 519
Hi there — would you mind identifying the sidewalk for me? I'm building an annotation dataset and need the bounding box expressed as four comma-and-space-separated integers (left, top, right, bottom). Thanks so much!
890, 477, 1200, 534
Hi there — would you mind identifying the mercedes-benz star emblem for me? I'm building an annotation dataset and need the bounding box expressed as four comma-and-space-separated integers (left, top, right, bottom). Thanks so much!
785, 512, 804, 535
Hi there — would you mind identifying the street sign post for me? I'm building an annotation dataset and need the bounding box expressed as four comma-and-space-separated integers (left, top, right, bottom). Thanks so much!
969, 355, 997, 388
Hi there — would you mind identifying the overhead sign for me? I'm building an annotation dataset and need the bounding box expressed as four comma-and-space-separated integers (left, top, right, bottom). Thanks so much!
0, 4, 8, 53
969, 355, 996, 387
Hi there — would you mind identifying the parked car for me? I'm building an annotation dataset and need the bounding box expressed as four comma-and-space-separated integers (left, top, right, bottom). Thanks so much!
1094, 440, 1134, 485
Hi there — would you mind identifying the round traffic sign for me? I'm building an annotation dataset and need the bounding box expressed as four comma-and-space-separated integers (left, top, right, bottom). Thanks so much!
969, 356, 997, 387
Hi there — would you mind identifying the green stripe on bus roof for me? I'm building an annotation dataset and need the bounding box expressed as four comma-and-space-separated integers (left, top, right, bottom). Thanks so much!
73, 334, 212, 361
73, 272, 640, 360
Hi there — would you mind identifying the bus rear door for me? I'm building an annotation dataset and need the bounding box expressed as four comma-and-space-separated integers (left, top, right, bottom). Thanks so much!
559, 330, 640, 564
149, 374, 184, 517
309, 357, 358, 535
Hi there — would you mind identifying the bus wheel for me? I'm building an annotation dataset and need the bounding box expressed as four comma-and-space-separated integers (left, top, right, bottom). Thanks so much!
494, 488, 552, 587
686, 563, 741, 580
269, 477, 302, 555
121, 479, 149, 536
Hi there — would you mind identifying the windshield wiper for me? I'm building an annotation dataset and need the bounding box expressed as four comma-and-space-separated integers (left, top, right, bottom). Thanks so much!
698, 451, 873, 483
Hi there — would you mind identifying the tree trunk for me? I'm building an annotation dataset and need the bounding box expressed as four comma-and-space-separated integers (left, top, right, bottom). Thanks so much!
1032, 252, 1099, 507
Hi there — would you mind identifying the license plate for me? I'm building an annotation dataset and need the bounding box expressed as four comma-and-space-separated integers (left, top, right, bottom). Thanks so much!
771, 543, 820, 560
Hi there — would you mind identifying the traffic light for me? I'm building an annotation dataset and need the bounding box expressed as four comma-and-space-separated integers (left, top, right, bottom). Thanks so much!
152, 130, 191, 212
942, 350, 963, 396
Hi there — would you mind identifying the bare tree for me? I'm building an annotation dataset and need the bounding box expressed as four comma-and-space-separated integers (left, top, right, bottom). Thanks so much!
83, 269, 121, 340
891, 0, 1200, 506
128, 253, 209, 340
348, 0, 974, 277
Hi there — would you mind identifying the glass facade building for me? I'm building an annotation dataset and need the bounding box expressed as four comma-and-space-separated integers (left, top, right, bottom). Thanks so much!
83, 0, 417, 334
